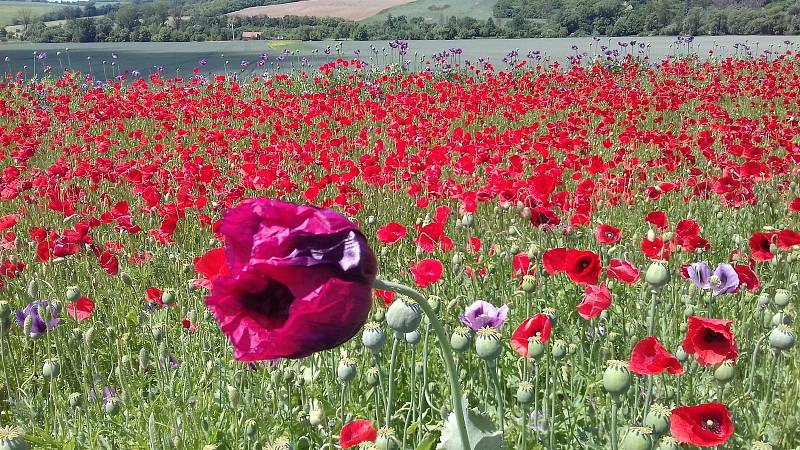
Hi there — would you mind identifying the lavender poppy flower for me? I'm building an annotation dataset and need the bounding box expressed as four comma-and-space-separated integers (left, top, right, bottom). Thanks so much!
711, 264, 739, 296
204, 198, 377, 361
459, 300, 509, 331
688, 262, 712, 289
16, 300, 60, 337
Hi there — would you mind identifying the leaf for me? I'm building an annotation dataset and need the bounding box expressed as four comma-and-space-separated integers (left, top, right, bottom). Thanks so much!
417, 432, 439, 450
438, 398, 504, 450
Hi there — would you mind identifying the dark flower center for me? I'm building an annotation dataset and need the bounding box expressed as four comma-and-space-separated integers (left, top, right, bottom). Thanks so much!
702, 330, 728, 345
577, 259, 590, 270
703, 418, 721, 434
239, 279, 295, 330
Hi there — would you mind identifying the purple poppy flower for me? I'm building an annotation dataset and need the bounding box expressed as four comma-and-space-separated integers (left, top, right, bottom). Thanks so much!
712, 263, 739, 296
459, 300, 509, 331
16, 300, 60, 337
688, 262, 712, 289
199, 58, 208, 66
204, 198, 377, 361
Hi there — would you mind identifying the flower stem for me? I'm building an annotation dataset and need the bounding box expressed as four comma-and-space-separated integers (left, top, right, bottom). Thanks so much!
487, 361, 505, 434
385, 335, 401, 426
611, 396, 620, 450
373, 278, 471, 450
642, 375, 654, 424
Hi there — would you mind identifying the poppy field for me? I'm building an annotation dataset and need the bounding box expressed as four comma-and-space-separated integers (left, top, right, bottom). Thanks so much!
0, 49, 799, 450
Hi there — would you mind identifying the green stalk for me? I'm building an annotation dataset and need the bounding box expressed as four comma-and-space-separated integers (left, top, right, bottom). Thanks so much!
374, 278, 471, 450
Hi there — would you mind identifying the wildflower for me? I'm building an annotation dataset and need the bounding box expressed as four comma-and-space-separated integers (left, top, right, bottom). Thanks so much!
459, 300, 509, 331
16, 300, 60, 337
670, 403, 733, 447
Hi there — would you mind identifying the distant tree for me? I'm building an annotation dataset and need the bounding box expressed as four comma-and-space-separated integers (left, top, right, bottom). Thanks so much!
17, 9, 33, 30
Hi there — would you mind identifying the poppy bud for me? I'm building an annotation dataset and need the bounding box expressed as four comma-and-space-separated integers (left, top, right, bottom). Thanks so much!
66, 286, 81, 303
161, 290, 176, 306
385, 298, 421, 333
283, 369, 296, 383
139, 347, 151, 370
428, 295, 441, 314
521, 275, 536, 293
366, 367, 380, 386
528, 336, 546, 359
309, 407, 325, 426
104, 397, 121, 416
450, 327, 471, 353
68, 392, 83, 410
603, 360, 631, 397
451, 252, 465, 273
362, 322, 386, 352
42, 358, 61, 379
675, 346, 688, 362
552, 339, 568, 360
26, 279, 38, 300
644, 404, 671, 436
516, 381, 534, 404
271, 437, 293, 450
645, 263, 670, 290
337, 358, 357, 383
714, 360, 736, 384
543, 307, 558, 326
245, 419, 257, 439
461, 214, 474, 228
774, 289, 791, 308
757, 294, 770, 310
655, 436, 681, 450
121, 272, 133, 286
405, 329, 421, 345
373, 309, 385, 322
475, 328, 502, 361
227, 385, 240, 408
152, 326, 165, 343
621, 427, 653, 450
752, 442, 773, 450
768, 325, 796, 350
646, 229, 657, 241
375, 427, 398, 450
22, 315, 33, 337
83, 327, 95, 347
0, 426, 28, 450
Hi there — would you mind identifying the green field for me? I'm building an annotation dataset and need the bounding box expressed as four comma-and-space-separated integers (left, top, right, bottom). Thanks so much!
0, 1, 63, 26
365, 0, 498, 23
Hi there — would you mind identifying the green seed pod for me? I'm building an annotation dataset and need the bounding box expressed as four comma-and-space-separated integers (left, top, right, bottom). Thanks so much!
603, 360, 631, 397
655, 436, 681, 450
757, 294, 770, 310
645, 263, 670, 291
415, 362, 424, 376
139, 347, 151, 370
428, 295, 441, 314
768, 325, 796, 350
521, 275, 536, 293
152, 326, 165, 343
366, 367, 380, 387
461, 214, 474, 228
552, 339, 567, 360
66, 286, 81, 303
283, 369, 296, 383
714, 360, 736, 384
374, 427, 399, 450
373, 308, 385, 322
309, 407, 325, 427
774, 289, 791, 308
121, 272, 133, 286
385, 297, 422, 333
337, 358, 357, 383
675, 346, 688, 362
475, 328, 502, 361
516, 381, 534, 404
405, 329, 421, 345
450, 327, 472, 354
42, 358, 61, 379
104, 397, 121, 416
362, 322, 386, 352
227, 385, 240, 408
543, 307, 558, 326
0, 426, 28, 450
644, 405, 671, 436
270, 437, 293, 450
751, 442, 773, 450
22, 315, 33, 338
244, 418, 257, 439
68, 392, 83, 409
771, 312, 793, 327
621, 427, 653, 450
161, 290, 176, 306
83, 326, 95, 347
26, 279, 39, 300
528, 336, 546, 359
683, 305, 694, 318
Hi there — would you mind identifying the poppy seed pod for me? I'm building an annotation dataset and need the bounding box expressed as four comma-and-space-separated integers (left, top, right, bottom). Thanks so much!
552, 339, 568, 360
475, 327, 502, 361
461, 214, 474, 228
644, 405, 671, 436
521, 275, 536, 293
405, 329, 421, 345
656, 436, 681, 450
244, 419, 257, 439
771, 312, 793, 327
42, 358, 61, 379
68, 392, 83, 410
751, 442, 773, 450
365, 367, 380, 387
66, 286, 81, 303
768, 325, 796, 350
714, 360, 736, 383
227, 385, 240, 408
161, 290, 176, 306
337, 358, 357, 383
543, 307, 558, 326
385, 297, 421, 333
774, 289, 790, 308
603, 360, 631, 396
375, 427, 398, 450
450, 326, 472, 354
308, 407, 325, 426
516, 381, 534, 404
645, 263, 670, 290
361, 322, 386, 352
528, 336, 546, 359
621, 427, 653, 450
0, 426, 28, 450
104, 397, 121, 416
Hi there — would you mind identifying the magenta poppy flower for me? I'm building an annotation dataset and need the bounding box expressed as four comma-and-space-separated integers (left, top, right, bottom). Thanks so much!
205, 198, 377, 361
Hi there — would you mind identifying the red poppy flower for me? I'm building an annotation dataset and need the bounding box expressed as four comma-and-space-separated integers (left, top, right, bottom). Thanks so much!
681, 317, 738, 366
629, 336, 683, 375
414, 222, 453, 253
790, 197, 800, 213
641, 236, 670, 260
749, 232, 775, 262
776, 229, 800, 251
530, 207, 561, 228
542, 248, 567, 275
67, 295, 95, 321
576, 284, 611, 320
205, 198, 377, 361
340, 419, 377, 449
97, 251, 119, 275
374, 289, 395, 306
376, 222, 407, 245
564, 250, 602, 285
733, 264, 759, 292
0, 214, 18, 231
645, 211, 669, 231
512, 253, 532, 278
595, 224, 622, 244
181, 319, 198, 333
409, 258, 443, 288
670, 403, 734, 447
146, 287, 165, 305
193, 247, 229, 289
606, 259, 640, 284
468, 236, 482, 253
511, 313, 552, 357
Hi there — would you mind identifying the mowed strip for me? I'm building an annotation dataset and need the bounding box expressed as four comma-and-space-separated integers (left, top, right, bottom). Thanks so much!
229, 0, 416, 21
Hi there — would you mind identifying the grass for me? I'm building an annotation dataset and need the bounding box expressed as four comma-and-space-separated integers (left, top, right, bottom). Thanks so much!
364, 0, 498, 23
0, 1, 63, 26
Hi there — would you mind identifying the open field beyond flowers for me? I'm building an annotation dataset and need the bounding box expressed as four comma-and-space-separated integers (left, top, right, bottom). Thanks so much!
0, 54, 799, 450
